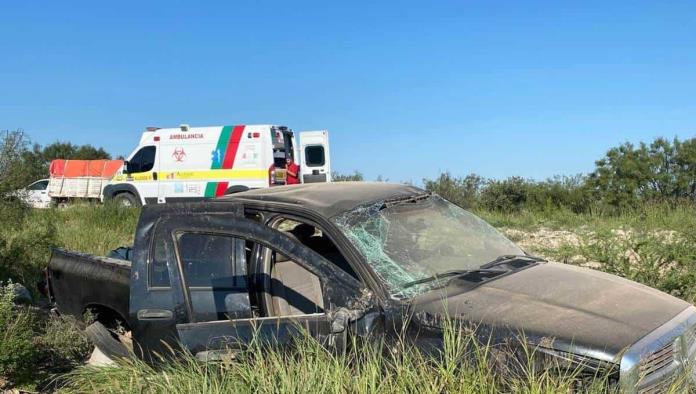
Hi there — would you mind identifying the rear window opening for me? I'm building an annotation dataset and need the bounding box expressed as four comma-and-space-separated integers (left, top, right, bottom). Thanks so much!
304, 145, 325, 167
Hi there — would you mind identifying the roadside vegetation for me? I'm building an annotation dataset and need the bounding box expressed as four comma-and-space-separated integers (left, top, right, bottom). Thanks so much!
60, 325, 625, 394
0, 129, 695, 391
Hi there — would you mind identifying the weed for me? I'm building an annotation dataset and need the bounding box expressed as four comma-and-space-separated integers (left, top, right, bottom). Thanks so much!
0, 283, 39, 387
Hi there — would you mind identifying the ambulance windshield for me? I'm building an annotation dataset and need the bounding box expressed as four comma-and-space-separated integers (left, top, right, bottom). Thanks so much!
333, 195, 524, 298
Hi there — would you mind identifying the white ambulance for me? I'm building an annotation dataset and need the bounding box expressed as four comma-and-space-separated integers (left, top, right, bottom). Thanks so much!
103, 124, 331, 206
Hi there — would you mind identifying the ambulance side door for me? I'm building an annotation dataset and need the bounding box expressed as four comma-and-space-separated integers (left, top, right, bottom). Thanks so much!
298, 131, 332, 183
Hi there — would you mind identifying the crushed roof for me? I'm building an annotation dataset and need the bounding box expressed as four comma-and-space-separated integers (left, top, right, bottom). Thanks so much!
218, 182, 426, 218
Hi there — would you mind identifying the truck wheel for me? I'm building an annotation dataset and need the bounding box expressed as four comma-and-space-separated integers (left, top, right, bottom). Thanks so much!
85, 321, 132, 360
113, 193, 140, 208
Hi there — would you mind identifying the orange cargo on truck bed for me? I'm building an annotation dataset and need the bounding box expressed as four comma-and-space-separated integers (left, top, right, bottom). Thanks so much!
50, 160, 123, 179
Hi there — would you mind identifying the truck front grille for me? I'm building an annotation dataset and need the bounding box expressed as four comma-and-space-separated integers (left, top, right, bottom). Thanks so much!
638, 342, 677, 380
621, 307, 696, 394
637, 373, 678, 394
684, 326, 696, 354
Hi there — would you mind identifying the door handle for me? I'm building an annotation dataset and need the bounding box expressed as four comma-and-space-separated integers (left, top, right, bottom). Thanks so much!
137, 309, 173, 321
152, 172, 158, 181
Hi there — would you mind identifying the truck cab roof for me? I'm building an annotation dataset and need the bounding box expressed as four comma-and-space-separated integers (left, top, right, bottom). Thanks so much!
218, 182, 426, 218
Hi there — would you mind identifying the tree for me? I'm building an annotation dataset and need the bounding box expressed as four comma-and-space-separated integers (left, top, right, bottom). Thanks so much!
0, 130, 33, 228
588, 137, 696, 209
21, 141, 112, 182
41, 142, 111, 161
0, 130, 34, 192
673, 138, 696, 200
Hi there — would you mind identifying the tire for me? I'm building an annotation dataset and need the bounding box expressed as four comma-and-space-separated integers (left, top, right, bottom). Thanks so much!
84, 322, 132, 360
113, 192, 140, 207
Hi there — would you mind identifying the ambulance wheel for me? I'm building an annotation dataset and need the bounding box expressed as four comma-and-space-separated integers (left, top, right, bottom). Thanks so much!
114, 193, 140, 208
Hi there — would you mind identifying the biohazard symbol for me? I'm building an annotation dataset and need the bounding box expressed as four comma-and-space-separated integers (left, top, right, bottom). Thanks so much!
172, 147, 186, 162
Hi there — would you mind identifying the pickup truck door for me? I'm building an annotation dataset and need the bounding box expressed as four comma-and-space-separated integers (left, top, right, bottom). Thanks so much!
165, 217, 366, 359
129, 202, 245, 361
299, 131, 331, 183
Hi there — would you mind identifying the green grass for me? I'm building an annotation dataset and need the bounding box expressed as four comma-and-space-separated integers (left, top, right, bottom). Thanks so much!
59, 325, 627, 394
37, 203, 139, 256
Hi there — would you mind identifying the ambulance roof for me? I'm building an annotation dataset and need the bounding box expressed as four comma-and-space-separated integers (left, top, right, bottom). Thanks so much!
219, 182, 425, 218
146, 124, 276, 133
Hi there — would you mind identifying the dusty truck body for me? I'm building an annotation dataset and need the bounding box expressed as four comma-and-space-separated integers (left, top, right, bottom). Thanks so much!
47, 183, 696, 392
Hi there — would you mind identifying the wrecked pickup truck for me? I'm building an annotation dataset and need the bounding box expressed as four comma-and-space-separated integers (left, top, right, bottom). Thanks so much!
47, 182, 696, 392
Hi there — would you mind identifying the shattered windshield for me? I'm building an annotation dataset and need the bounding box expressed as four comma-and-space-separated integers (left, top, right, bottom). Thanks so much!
333, 194, 524, 299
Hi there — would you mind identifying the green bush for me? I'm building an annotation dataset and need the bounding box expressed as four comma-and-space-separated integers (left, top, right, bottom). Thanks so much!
0, 202, 56, 288
424, 173, 595, 214
423, 137, 696, 214
525, 175, 593, 213
479, 176, 530, 212
0, 130, 58, 288
0, 283, 39, 385
40, 314, 92, 367
423, 172, 484, 209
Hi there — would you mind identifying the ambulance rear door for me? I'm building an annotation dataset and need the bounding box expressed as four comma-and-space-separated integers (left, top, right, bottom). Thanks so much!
298, 131, 331, 183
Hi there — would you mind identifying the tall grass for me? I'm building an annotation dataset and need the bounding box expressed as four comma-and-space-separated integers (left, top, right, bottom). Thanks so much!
59, 323, 627, 394
37, 203, 139, 256
0, 283, 38, 385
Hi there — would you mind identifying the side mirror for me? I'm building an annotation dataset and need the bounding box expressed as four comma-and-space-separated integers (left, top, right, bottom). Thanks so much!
122, 160, 131, 174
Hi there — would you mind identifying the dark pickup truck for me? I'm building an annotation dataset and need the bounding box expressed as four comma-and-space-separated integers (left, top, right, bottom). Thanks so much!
48, 183, 696, 392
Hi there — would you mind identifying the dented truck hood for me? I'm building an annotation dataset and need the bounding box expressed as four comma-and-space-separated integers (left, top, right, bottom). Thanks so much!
413, 262, 691, 362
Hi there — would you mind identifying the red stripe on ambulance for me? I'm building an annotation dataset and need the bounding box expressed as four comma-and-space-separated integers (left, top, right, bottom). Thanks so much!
215, 181, 229, 197
221, 125, 246, 169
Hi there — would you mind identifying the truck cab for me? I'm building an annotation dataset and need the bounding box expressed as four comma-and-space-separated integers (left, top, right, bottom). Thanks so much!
103, 124, 332, 206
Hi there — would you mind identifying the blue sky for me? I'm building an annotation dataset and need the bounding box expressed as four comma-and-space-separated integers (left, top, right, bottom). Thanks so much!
2, 1, 695, 184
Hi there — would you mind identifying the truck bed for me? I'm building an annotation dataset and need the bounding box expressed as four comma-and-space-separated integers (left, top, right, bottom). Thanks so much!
48, 248, 131, 324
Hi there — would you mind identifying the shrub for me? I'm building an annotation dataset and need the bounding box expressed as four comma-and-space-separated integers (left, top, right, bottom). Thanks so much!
525, 175, 593, 213
40, 314, 92, 367
423, 172, 484, 209
479, 176, 530, 213
0, 283, 39, 385
0, 130, 58, 288
0, 205, 56, 288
